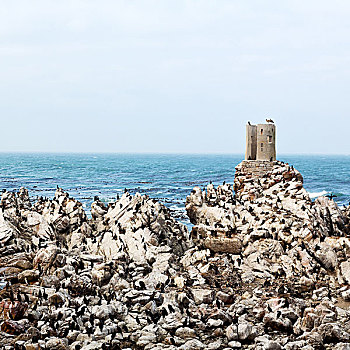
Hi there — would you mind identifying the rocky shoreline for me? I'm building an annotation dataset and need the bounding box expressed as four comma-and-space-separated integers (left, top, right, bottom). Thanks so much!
1, 160, 350, 349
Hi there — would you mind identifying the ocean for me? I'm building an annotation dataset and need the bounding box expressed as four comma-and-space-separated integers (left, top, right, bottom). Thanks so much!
0, 153, 348, 223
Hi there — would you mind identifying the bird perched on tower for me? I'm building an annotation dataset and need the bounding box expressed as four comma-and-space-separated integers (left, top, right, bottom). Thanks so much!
266, 118, 274, 123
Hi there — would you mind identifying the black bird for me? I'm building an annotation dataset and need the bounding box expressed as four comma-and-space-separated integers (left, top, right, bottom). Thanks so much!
161, 307, 168, 317
168, 304, 175, 313
284, 298, 289, 308
326, 193, 337, 200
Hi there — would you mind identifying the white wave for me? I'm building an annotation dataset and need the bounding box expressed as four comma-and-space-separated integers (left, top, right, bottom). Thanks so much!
308, 190, 328, 199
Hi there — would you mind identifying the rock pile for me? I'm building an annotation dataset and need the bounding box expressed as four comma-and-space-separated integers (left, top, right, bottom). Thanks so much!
186, 160, 350, 349
0, 188, 195, 349
0, 160, 350, 349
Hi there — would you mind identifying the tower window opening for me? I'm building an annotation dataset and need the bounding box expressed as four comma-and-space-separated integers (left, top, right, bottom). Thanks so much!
268, 135, 272, 143
260, 129, 263, 135
261, 143, 263, 152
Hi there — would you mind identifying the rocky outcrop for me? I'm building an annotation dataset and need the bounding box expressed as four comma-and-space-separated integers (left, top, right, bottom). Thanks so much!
185, 160, 350, 349
1, 160, 350, 349
0, 189, 198, 349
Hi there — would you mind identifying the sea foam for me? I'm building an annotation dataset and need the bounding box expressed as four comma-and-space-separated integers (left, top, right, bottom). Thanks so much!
309, 190, 328, 199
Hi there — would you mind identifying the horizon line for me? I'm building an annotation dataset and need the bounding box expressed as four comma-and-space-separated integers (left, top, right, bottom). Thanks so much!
0, 151, 348, 156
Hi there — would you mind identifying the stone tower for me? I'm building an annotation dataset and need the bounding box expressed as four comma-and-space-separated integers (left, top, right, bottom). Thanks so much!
245, 122, 276, 161
245, 124, 257, 161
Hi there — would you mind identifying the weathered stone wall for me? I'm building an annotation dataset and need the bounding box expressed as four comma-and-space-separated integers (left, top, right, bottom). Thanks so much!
235, 160, 276, 179
245, 123, 276, 161
256, 123, 276, 161
245, 124, 257, 160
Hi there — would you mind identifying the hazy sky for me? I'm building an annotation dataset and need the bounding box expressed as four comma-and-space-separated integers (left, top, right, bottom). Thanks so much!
1, 1, 349, 154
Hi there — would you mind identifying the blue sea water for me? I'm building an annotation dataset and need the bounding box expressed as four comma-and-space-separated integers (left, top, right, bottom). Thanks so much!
0, 153, 348, 222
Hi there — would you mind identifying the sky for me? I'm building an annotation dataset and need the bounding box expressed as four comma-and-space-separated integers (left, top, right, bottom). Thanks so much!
0, 0, 349, 154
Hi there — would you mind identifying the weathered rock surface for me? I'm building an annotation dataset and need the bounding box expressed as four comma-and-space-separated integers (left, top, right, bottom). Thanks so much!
185, 160, 350, 349
0, 160, 350, 349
